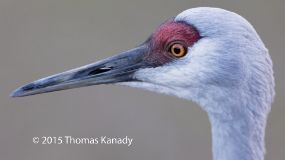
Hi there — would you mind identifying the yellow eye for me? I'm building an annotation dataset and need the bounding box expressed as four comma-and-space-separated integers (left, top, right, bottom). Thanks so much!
169, 43, 187, 57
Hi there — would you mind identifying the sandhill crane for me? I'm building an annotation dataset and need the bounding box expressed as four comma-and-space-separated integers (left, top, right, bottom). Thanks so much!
11, 7, 275, 160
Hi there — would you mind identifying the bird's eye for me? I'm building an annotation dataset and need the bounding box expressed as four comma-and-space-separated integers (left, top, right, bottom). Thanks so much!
169, 43, 187, 57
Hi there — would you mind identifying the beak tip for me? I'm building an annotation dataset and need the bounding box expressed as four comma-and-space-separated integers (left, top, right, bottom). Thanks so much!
10, 88, 24, 98
10, 81, 40, 97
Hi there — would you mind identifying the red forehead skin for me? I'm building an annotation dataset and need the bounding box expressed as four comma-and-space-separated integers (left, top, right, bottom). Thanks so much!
152, 19, 200, 48
143, 19, 200, 67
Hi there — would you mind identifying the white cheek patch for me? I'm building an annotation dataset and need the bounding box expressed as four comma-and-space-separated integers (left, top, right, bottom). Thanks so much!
117, 81, 192, 100
133, 38, 219, 88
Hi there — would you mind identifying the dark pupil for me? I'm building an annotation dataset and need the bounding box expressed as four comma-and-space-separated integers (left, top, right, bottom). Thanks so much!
174, 47, 181, 54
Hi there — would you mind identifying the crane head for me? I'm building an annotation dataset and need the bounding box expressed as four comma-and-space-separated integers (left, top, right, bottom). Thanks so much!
11, 7, 274, 116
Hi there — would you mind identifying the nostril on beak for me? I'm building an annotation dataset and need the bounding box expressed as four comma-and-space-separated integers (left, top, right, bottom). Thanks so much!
71, 66, 113, 80
88, 66, 113, 76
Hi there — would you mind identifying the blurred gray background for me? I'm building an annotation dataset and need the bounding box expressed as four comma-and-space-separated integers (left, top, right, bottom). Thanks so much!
0, 0, 284, 159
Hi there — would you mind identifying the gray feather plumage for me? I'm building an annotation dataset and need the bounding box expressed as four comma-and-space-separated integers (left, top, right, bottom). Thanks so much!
122, 7, 275, 160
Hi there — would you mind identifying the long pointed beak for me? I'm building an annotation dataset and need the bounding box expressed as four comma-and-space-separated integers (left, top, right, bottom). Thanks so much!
11, 45, 148, 97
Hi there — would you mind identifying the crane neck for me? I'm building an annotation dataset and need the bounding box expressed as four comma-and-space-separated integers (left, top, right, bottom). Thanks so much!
208, 111, 267, 160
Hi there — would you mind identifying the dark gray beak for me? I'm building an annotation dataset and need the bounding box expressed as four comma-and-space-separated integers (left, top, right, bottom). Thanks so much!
11, 45, 148, 97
